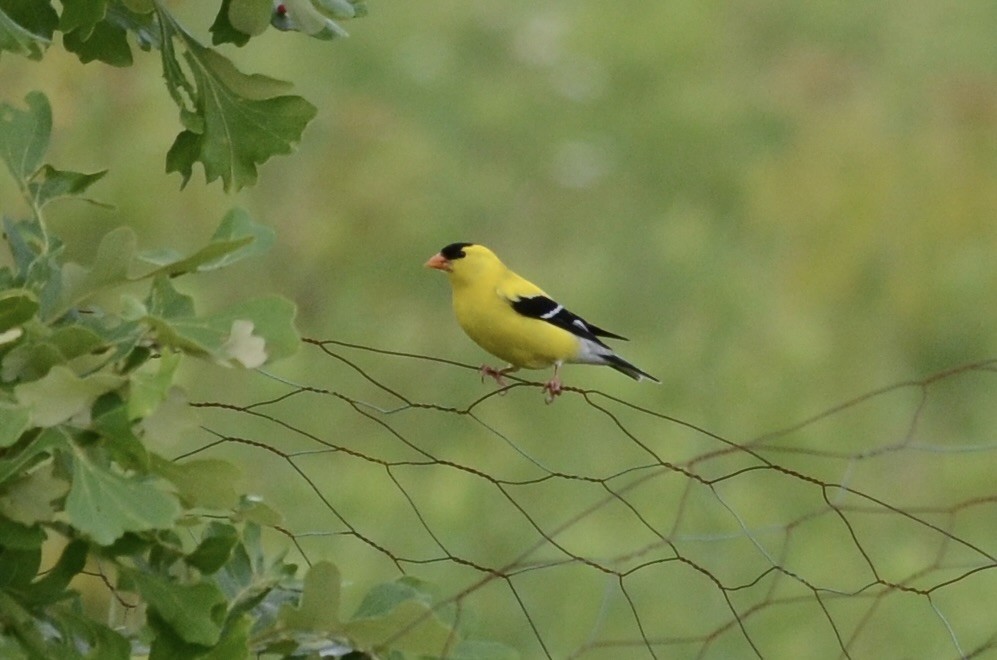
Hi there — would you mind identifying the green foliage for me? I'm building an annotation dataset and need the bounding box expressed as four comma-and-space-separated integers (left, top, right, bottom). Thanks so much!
0, 86, 499, 660
0, 0, 367, 191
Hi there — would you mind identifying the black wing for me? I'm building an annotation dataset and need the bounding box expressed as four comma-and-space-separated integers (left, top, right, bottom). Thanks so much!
510, 295, 628, 345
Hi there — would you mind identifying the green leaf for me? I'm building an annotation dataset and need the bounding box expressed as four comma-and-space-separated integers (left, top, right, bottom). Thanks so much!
0, 0, 57, 60
133, 208, 273, 278
0, 91, 50, 182
63, 15, 133, 67
0, 427, 67, 487
233, 497, 282, 526
27, 164, 108, 207
0, 515, 46, 549
93, 392, 149, 470
65, 445, 181, 545
58, 0, 105, 37
127, 351, 181, 420
139, 387, 200, 446
144, 277, 299, 365
0, 461, 69, 525
201, 613, 251, 660
0, 288, 38, 332
2, 323, 110, 384
202, 207, 275, 270
54, 226, 136, 319
228, 0, 271, 37
162, 37, 316, 191
0, 546, 40, 589
152, 456, 241, 511
352, 577, 434, 618
278, 561, 341, 631
204, 296, 300, 364
48, 610, 131, 660
14, 365, 124, 427
146, 275, 195, 319
343, 599, 459, 656
210, 0, 250, 47
128, 569, 226, 646
19, 539, 86, 605
0, 404, 31, 448
185, 523, 239, 574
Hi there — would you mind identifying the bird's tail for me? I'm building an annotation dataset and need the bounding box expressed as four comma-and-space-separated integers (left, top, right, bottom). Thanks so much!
603, 353, 660, 384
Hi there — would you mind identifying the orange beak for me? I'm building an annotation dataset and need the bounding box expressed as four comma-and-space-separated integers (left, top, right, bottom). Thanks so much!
424, 253, 451, 272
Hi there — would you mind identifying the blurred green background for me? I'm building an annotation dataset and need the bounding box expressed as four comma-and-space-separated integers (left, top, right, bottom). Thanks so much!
3, 1, 996, 657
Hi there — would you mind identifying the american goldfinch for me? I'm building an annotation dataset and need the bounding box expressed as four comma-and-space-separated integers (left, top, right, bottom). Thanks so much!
425, 242, 659, 402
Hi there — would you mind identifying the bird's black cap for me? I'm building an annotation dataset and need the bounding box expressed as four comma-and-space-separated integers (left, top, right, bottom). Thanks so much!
440, 243, 473, 260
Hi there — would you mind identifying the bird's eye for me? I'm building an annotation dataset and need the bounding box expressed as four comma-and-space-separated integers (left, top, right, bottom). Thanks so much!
441, 242, 472, 260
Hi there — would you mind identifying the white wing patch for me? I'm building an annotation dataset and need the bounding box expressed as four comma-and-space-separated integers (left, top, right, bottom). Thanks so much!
540, 303, 564, 319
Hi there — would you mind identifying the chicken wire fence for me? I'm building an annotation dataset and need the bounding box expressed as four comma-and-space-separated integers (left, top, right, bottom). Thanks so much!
175, 338, 995, 658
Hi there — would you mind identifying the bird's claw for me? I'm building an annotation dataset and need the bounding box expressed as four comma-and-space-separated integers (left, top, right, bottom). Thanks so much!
480, 365, 508, 389
543, 377, 563, 404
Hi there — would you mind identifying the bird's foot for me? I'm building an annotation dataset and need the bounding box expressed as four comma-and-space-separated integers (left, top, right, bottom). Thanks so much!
480, 365, 509, 388
543, 377, 563, 404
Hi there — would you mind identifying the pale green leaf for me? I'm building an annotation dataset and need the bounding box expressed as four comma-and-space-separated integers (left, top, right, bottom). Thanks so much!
151, 455, 242, 511
139, 388, 200, 447
228, 0, 271, 36
14, 366, 124, 427
0, 91, 50, 182
0, 404, 31, 448
343, 599, 459, 656
203, 296, 300, 363
65, 446, 181, 545
279, 561, 341, 631
144, 278, 298, 365
233, 497, 283, 526
0, 462, 69, 525
127, 351, 181, 420
54, 227, 136, 318
210, 0, 251, 47
132, 207, 273, 278
201, 207, 275, 270
352, 577, 433, 618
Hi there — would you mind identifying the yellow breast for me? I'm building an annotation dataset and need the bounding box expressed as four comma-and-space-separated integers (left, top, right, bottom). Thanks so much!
452, 285, 579, 369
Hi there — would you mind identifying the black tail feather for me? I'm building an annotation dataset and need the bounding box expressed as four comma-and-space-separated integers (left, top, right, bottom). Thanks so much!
603, 354, 660, 383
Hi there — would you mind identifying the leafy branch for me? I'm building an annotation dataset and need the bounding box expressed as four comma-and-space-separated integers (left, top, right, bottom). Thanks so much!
0, 0, 366, 191
0, 90, 486, 658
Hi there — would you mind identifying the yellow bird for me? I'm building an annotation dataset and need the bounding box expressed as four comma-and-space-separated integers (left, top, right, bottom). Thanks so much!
425, 242, 659, 402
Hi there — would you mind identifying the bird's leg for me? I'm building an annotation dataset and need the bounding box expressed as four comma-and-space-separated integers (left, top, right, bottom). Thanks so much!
543, 363, 563, 404
480, 364, 517, 389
